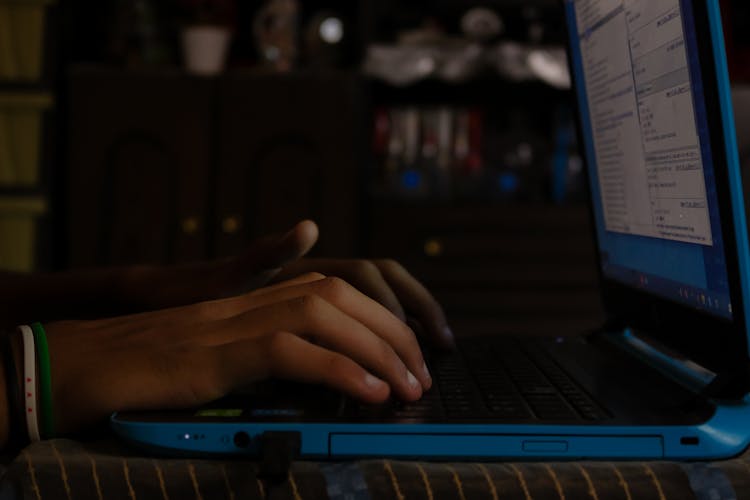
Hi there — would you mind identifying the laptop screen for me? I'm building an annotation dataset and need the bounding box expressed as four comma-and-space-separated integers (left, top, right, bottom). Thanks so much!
564, 0, 733, 319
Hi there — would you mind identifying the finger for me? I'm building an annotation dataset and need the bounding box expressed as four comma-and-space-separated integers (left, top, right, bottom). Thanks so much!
293, 259, 407, 322
220, 332, 391, 404
192, 273, 328, 321
248, 272, 326, 297
160, 221, 320, 303
233, 220, 319, 288
219, 296, 424, 401
215, 277, 431, 388
374, 259, 455, 349
88, 272, 327, 334
106, 273, 330, 330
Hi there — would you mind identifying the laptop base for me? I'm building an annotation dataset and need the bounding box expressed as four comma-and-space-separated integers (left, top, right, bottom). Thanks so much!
112, 332, 750, 460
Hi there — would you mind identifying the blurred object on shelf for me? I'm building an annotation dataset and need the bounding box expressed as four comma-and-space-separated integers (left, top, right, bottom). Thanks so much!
488, 43, 570, 89
365, 45, 435, 87
371, 100, 576, 204
435, 107, 453, 173
482, 107, 547, 202
364, 42, 485, 86
181, 25, 231, 75
372, 107, 390, 158
526, 47, 570, 89
424, 107, 452, 198
549, 106, 585, 204
465, 109, 483, 174
65, 0, 565, 72
253, 0, 298, 72
452, 108, 486, 198
370, 107, 478, 201
394, 107, 429, 198
0, 0, 52, 82
453, 108, 470, 172
375, 107, 423, 199
0, 93, 53, 188
364, 41, 568, 88
366, 1, 565, 50
109, 0, 173, 67
438, 43, 484, 83
487, 42, 528, 83
303, 11, 347, 68
177, 0, 237, 74
0, 196, 46, 272
362, 0, 567, 86
460, 7, 504, 42
365, 16, 481, 85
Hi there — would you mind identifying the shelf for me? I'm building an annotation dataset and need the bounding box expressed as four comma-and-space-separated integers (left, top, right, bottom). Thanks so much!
366, 75, 568, 105
367, 200, 589, 217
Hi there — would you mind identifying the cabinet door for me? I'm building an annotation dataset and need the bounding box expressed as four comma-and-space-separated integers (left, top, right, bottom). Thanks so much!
215, 71, 363, 259
67, 67, 213, 268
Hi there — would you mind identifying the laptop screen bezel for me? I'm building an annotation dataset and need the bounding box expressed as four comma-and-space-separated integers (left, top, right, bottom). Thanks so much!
564, 0, 750, 378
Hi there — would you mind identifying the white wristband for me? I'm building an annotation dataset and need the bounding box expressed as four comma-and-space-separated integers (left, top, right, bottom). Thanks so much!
19, 325, 40, 442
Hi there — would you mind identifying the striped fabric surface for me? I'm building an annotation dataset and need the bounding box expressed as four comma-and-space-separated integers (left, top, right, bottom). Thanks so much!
3, 439, 750, 499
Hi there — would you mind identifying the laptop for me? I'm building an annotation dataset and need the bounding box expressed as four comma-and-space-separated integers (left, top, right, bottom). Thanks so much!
111, 0, 750, 461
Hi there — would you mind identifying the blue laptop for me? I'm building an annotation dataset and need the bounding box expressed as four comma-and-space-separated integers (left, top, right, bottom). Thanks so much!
111, 0, 750, 460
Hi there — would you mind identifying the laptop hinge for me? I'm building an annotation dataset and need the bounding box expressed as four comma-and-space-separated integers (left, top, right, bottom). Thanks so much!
598, 327, 750, 400
599, 328, 718, 394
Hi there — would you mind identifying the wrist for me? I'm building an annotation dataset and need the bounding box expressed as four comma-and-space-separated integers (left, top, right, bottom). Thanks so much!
0, 330, 25, 451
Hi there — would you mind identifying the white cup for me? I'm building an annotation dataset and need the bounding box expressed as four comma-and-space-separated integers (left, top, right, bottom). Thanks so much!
181, 26, 232, 76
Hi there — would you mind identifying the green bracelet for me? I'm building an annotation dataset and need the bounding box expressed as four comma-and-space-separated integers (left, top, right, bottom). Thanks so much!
30, 322, 54, 439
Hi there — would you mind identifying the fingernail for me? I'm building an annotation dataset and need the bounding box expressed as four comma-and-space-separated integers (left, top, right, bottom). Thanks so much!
443, 325, 454, 339
364, 373, 386, 389
407, 370, 419, 388
422, 361, 431, 382
442, 325, 456, 347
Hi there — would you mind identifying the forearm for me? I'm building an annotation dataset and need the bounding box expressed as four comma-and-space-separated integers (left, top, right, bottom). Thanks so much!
0, 268, 143, 328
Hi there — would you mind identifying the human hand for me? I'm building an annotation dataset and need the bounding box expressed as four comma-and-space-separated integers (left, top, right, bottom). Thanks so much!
42, 273, 432, 434
120, 220, 319, 310
274, 259, 455, 349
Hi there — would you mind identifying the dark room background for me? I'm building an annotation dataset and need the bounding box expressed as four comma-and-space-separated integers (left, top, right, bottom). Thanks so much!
1, 0, 749, 336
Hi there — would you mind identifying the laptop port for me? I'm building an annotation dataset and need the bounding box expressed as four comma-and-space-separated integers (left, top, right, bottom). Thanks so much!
233, 431, 251, 448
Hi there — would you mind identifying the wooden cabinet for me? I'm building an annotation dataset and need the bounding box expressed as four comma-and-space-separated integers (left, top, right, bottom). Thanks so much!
67, 67, 363, 267
67, 67, 214, 267
215, 71, 363, 259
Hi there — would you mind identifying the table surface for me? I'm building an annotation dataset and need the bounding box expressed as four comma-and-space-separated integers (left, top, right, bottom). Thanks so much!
3, 438, 750, 499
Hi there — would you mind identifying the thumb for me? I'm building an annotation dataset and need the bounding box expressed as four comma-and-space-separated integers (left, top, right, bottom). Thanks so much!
234, 220, 319, 278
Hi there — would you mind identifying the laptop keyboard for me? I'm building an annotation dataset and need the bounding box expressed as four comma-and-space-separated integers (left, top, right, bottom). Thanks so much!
353, 338, 609, 422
